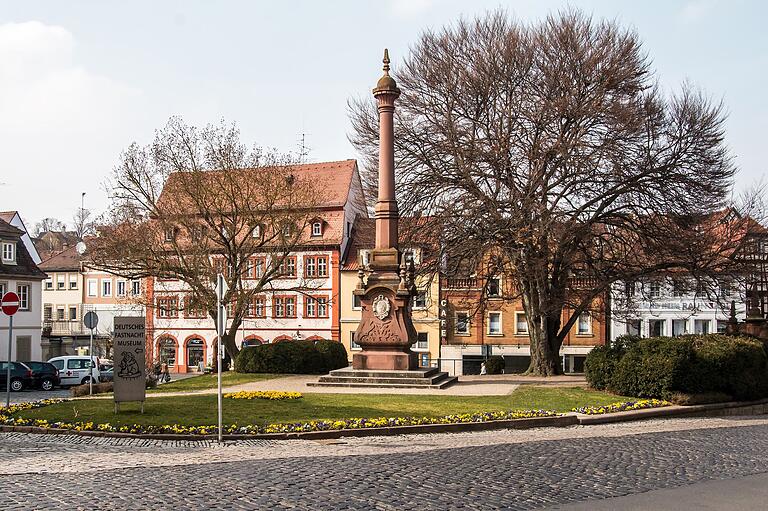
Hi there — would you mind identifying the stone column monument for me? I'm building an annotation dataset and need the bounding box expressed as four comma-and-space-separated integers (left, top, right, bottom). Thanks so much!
351, 49, 419, 371
312, 50, 456, 389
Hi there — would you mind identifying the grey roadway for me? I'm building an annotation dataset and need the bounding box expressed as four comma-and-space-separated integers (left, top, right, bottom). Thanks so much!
2, 416, 768, 510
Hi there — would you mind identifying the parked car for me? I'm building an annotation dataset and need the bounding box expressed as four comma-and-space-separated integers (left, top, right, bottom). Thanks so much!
99, 364, 113, 383
47, 356, 101, 387
23, 361, 61, 391
0, 361, 34, 392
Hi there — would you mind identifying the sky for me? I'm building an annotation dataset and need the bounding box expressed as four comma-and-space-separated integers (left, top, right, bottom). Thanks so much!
1, 0, 766, 230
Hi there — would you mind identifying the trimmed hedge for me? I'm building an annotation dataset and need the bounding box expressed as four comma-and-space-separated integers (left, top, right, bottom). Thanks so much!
586, 334, 768, 401
235, 339, 348, 374
583, 335, 639, 390
485, 356, 505, 375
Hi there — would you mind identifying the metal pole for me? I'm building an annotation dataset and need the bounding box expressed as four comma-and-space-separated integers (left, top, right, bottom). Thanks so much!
89, 327, 94, 395
5, 315, 12, 408
217, 273, 224, 444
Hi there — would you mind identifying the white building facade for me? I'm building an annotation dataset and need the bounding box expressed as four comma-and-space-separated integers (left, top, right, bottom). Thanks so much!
0, 214, 46, 361
148, 160, 366, 373
610, 278, 745, 341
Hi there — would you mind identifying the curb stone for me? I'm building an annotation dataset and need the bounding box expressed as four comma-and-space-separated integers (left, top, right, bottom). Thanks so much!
4, 398, 768, 442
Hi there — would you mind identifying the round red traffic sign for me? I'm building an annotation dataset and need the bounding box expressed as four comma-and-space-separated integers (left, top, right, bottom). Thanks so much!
1, 291, 20, 316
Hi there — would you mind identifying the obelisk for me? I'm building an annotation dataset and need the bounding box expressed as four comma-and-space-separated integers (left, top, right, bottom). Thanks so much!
352, 49, 418, 371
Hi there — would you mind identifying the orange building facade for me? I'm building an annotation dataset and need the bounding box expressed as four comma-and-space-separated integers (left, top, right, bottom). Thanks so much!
439, 275, 607, 375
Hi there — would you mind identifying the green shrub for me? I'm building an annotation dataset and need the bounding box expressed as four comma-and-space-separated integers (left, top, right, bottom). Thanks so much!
235, 340, 347, 374
584, 345, 624, 390
605, 334, 768, 401
315, 339, 349, 370
609, 337, 693, 399
485, 356, 505, 374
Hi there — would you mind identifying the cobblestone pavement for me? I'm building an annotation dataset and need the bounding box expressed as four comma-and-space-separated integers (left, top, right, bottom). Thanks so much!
2, 416, 768, 509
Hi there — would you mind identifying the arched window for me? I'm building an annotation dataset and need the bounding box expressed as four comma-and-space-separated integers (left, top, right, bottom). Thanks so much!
157, 336, 178, 368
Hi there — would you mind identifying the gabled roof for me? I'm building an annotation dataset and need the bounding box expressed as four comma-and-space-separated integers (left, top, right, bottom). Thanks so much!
0, 218, 47, 280
157, 159, 359, 212
0, 218, 24, 237
38, 244, 84, 272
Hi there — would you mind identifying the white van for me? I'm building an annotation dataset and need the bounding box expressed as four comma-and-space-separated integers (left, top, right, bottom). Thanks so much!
48, 356, 101, 387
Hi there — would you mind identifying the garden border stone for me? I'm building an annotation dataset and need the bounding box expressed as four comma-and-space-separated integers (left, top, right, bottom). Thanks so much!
3, 398, 768, 441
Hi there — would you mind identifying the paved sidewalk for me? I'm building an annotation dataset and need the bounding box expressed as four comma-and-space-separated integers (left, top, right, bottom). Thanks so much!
1, 415, 767, 476
77, 373, 588, 399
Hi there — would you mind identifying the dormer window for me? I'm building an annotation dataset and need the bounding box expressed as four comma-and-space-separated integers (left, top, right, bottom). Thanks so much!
163, 227, 176, 242
311, 221, 323, 237
1, 241, 16, 264
281, 223, 294, 237
251, 224, 262, 238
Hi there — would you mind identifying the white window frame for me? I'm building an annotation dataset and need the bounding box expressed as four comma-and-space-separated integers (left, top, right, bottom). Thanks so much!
68, 274, 78, 290
87, 279, 98, 297
352, 294, 362, 310
415, 331, 428, 351
251, 224, 262, 238
318, 297, 328, 317
455, 311, 470, 335
350, 331, 361, 351
487, 277, 501, 298
413, 290, 427, 309
56, 274, 65, 290
116, 280, 127, 297
131, 280, 141, 296
164, 227, 175, 242
1, 242, 16, 264
0, 281, 6, 298
487, 311, 502, 336
311, 222, 322, 237
650, 280, 661, 299
69, 306, 78, 321
16, 284, 29, 310
577, 312, 592, 335
101, 279, 112, 297
515, 311, 528, 335
45, 278, 53, 290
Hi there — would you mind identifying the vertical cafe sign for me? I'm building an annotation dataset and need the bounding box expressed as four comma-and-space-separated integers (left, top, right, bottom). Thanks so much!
113, 316, 146, 404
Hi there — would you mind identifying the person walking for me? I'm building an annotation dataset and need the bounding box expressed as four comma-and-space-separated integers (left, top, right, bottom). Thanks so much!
480, 361, 487, 375
161, 361, 170, 383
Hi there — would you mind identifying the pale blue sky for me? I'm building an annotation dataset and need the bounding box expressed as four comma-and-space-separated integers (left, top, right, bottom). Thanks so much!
0, 0, 765, 227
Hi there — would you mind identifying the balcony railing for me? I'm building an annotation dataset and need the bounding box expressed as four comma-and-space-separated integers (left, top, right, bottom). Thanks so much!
42, 320, 90, 337
445, 278, 479, 289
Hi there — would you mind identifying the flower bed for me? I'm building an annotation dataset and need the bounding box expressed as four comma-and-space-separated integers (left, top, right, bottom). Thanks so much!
224, 391, 302, 401
572, 399, 671, 415
1, 399, 559, 436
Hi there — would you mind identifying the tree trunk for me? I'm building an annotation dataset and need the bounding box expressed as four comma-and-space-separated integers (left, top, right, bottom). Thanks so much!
521, 277, 564, 376
526, 316, 563, 376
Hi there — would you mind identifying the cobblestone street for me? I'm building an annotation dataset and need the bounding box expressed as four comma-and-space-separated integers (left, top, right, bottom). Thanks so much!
2, 416, 768, 510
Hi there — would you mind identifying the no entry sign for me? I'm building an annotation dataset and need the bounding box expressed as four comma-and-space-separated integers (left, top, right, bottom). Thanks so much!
1, 291, 19, 316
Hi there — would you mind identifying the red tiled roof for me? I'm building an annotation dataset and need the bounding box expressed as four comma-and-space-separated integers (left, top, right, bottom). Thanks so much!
157, 159, 359, 213
39, 245, 84, 271
341, 216, 438, 270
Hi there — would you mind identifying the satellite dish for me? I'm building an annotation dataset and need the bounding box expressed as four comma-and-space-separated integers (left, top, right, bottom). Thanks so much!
76, 241, 87, 255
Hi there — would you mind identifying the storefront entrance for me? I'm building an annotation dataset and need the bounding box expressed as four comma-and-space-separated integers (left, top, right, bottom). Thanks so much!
186, 338, 205, 371
158, 337, 177, 370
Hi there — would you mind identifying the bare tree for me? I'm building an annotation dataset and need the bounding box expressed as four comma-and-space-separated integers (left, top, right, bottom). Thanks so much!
34, 217, 66, 237
72, 207, 96, 240
349, 10, 757, 375
89, 117, 321, 360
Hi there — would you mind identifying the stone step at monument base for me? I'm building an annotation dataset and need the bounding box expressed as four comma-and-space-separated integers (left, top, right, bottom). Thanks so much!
309, 367, 458, 390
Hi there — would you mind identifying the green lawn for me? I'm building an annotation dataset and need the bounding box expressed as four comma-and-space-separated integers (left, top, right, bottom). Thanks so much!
17, 386, 629, 427
148, 372, 279, 393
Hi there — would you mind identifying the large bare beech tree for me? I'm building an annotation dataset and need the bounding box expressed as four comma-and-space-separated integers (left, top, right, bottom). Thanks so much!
349, 10, 756, 375
90, 117, 320, 361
